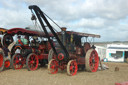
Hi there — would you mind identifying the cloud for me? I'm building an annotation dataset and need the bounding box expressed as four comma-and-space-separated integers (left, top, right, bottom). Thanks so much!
0, 0, 128, 42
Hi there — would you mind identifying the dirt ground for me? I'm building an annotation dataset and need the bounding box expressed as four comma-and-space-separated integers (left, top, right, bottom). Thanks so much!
0, 62, 128, 85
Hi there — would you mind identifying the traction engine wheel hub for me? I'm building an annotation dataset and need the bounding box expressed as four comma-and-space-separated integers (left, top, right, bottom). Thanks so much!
58, 53, 64, 60
92, 58, 95, 63
4, 60, 10, 68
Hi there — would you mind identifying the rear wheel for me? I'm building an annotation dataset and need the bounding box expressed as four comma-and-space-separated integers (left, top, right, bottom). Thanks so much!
0, 51, 4, 72
67, 60, 78, 76
48, 59, 58, 74
85, 49, 99, 72
26, 53, 39, 71
12, 53, 24, 70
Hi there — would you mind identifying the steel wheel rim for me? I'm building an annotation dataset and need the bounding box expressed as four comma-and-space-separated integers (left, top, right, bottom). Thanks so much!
89, 50, 99, 72
69, 60, 78, 76
49, 59, 58, 74
0, 54, 3, 68
28, 54, 38, 70
13, 54, 23, 69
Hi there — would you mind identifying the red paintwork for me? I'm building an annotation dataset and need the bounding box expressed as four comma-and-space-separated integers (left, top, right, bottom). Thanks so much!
12, 42, 49, 70
77, 57, 85, 65
0, 54, 3, 68
18, 39, 24, 45
13, 54, 24, 69
47, 42, 52, 51
4, 60, 10, 68
59, 61, 67, 70
89, 50, 99, 72
7, 28, 41, 35
58, 53, 64, 60
115, 82, 128, 85
7, 28, 53, 36
76, 47, 83, 55
49, 59, 59, 74
27, 54, 39, 70
39, 45, 45, 50
69, 60, 78, 76
7, 28, 54, 71
38, 54, 48, 60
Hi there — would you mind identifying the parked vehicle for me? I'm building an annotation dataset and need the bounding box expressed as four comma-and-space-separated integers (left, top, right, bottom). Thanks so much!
0, 28, 11, 72
29, 5, 100, 75
3, 28, 53, 71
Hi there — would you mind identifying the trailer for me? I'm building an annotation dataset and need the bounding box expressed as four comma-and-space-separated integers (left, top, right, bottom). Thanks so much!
29, 5, 100, 75
106, 44, 128, 62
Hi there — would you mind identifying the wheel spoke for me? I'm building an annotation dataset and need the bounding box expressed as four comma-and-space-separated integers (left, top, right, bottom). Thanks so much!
27, 54, 38, 71
67, 60, 78, 76
13, 54, 23, 69
86, 49, 99, 72
48, 59, 58, 74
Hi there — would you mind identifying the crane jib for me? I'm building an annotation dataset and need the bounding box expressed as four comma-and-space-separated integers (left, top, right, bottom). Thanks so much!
28, 5, 69, 60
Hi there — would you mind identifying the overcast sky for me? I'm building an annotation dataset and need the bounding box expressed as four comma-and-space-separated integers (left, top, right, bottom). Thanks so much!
0, 0, 128, 42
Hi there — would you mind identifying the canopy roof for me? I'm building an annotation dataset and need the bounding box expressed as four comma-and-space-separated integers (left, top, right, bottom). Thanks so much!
6, 28, 100, 38
58, 31, 100, 38
0, 28, 7, 34
7, 28, 53, 37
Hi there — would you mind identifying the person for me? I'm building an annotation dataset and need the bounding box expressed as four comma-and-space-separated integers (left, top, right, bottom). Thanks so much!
17, 36, 23, 45
2, 46, 10, 58
31, 36, 39, 47
21, 35, 29, 45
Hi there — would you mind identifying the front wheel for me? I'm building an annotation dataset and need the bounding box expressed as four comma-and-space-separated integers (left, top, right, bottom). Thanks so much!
48, 59, 58, 74
26, 53, 39, 71
67, 60, 78, 76
11, 53, 24, 70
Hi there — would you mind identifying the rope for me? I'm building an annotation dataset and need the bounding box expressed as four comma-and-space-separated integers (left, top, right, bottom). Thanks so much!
30, 9, 61, 38
43, 12, 62, 31
31, 20, 38, 30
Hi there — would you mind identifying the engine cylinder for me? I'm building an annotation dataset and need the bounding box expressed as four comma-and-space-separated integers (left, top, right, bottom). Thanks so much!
58, 53, 64, 60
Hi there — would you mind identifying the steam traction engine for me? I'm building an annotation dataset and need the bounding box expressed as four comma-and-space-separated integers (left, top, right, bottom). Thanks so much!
3, 28, 52, 71
29, 5, 100, 75
48, 28, 100, 75
0, 28, 11, 72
